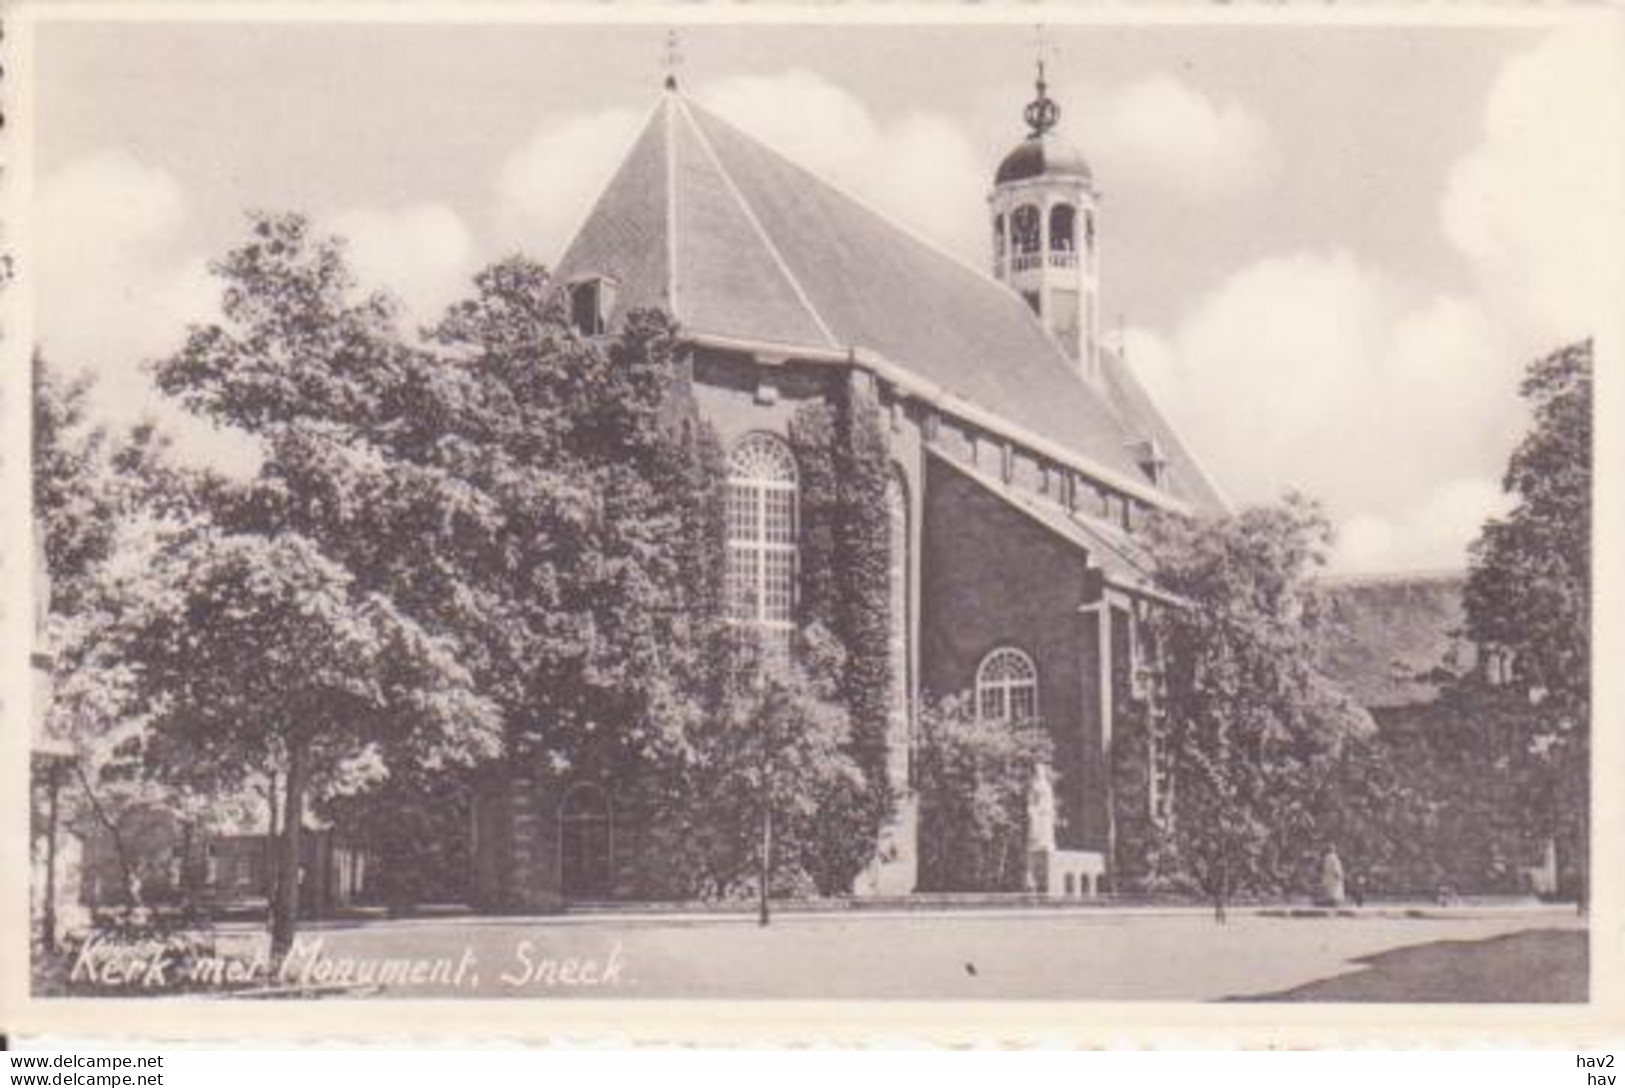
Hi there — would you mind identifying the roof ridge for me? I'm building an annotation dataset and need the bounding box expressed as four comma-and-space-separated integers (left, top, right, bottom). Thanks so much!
1320, 568, 1469, 588
550, 94, 670, 284
663, 93, 681, 321
685, 95, 1028, 316
675, 95, 840, 351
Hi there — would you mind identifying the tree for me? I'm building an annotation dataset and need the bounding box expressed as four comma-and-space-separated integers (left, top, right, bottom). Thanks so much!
1145, 494, 1372, 917
423, 256, 724, 781
149, 216, 728, 930
637, 625, 866, 918
128, 525, 498, 954
914, 695, 1052, 892
1461, 339, 1592, 899
33, 352, 217, 912
145, 213, 508, 952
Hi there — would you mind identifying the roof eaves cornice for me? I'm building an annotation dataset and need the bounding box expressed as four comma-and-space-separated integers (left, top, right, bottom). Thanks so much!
680, 328, 1192, 516
928, 447, 1189, 609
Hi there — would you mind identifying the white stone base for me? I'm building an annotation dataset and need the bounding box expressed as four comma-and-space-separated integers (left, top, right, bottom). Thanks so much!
1029, 848, 1105, 898
854, 793, 918, 897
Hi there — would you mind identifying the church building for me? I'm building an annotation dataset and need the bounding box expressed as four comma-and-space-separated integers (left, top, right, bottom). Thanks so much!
471, 68, 1227, 910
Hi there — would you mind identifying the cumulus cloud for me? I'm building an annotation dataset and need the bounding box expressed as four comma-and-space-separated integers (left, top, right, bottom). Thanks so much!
1072, 74, 1277, 203
1334, 478, 1512, 573
490, 69, 1271, 273
699, 70, 988, 261
493, 72, 991, 267
1123, 250, 1527, 572
1441, 24, 1625, 345
34, 151, 260, 471
36, 150, 214, 372
320, 203, 476, 330
1124, 25, 1618, 578
1129, 27, 1623, 576
496, 106, 648, 265
35, 151, 240, 457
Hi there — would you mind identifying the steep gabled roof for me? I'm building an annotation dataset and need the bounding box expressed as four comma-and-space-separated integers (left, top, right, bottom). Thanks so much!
554, 90, 1224, 513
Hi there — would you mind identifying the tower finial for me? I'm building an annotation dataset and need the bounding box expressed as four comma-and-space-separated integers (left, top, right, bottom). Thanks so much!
663, 29, 683, 91
1024, 25, 1060, 137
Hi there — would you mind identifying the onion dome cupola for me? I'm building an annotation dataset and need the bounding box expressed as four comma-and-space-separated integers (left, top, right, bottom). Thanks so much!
989, 62, 1102, 385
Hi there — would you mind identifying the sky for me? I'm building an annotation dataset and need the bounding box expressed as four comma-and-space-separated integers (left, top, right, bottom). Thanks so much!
25, 13, 1625, 573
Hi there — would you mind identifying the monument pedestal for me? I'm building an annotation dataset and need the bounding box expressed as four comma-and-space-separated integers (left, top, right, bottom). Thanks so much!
1028, 849, 1106, 899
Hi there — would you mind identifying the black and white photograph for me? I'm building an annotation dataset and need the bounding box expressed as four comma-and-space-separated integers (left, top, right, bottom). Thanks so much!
7, 3, 1619, 1033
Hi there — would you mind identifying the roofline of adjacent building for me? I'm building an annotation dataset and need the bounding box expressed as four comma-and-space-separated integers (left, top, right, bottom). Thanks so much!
683, 328, 1195, 516
1319, 567, 1469, 588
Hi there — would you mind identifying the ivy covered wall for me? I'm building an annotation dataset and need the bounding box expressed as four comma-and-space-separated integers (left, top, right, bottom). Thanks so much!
788, 371, 897, 892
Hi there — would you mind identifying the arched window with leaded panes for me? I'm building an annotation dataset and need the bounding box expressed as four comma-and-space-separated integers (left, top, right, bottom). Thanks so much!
976, 646, 1038, 722
726, 433, 798, 643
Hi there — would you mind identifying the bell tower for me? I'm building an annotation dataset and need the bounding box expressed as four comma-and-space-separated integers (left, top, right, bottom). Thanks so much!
989, 62, 1101, 384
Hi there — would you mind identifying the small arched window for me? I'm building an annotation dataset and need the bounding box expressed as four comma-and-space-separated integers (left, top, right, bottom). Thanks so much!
976, 646, 1038, 722
726, 433, 798, 639
1010, 204, 1042, 255
1049, 204, 1076, 252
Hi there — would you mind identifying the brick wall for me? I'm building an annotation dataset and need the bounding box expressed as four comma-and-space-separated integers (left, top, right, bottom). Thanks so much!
919, 454, 1109, 853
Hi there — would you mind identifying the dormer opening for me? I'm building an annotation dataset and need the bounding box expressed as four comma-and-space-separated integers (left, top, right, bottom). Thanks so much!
568, 275, 618, 336
1133, 437, 1168, 487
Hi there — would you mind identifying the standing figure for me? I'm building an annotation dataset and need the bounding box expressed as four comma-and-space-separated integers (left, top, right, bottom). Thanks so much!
1320, 845, 1346, 907
1026, 764, 1057, 854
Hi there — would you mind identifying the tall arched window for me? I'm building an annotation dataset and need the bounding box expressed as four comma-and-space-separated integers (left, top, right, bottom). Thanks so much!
726, 433, 798, 641
977, 646, 1038, 722
993, 213, 1006, 259
1049, 203, 1076, 252
1010, 204, 1042, 255
887, 471, 911, 787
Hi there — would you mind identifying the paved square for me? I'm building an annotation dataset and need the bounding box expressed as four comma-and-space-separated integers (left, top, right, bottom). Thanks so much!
250, 907, 1586, 1001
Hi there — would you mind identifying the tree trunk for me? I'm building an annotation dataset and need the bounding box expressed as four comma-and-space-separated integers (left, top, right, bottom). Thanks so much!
73, 759, 140, 909
758, 803, 774, 927
42, 762, 62, 952
178, 819, 195, 913
271, 742, 307, 960
264, 771, 280, 927
1213, 855, 1229, 924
